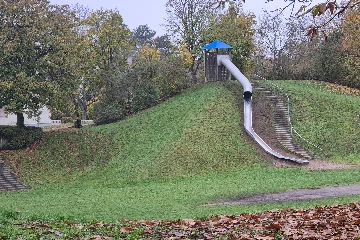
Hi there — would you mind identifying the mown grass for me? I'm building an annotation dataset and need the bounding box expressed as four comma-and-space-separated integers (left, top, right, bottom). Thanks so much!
268, 80, 360, 163
0, 81, 360, 224
87, 82, 264, 184
1, 130, 118, 185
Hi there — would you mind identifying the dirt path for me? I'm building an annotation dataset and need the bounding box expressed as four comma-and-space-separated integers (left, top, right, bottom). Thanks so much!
206, 183, 360, 206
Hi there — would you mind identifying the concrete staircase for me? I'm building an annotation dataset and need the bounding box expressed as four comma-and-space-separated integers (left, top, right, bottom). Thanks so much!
253, 84, 315, 160
0, 157, 27, 191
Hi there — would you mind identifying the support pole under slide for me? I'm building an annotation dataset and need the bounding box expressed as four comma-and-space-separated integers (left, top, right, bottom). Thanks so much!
218, 57, 309, 165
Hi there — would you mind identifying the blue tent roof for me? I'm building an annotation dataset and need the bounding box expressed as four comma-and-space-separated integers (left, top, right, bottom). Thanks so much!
202, 40, 232, 50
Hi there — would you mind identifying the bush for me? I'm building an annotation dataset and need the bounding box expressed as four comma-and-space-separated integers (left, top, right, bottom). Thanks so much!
130, 78, 159, 113
0, 126, 43, 150
155, 56, 191, 99
92, 101, 125, 125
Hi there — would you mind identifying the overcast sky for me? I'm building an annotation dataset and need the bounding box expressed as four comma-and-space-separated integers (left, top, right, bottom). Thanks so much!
50, 0, 323, 36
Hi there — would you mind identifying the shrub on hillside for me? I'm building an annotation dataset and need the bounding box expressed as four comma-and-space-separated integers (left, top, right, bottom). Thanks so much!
155, 56, 191, 100
130, 78, 159, 113
0, 126, 43, 150
92, 53, 192, 126
92, 101, 126, 125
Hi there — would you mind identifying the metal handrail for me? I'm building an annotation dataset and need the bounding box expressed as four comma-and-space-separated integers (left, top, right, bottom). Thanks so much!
253, 74, 323, 152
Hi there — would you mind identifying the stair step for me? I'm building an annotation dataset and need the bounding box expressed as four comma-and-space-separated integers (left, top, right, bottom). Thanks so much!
282, 143, 294, 146
0, 164, 27, 192
276, 130, 290, 132
279, 137, 292, 140
284, 147, 296, 151
277, 137, 292, 140
281, 143, 294, 147
277, 136, 292, 139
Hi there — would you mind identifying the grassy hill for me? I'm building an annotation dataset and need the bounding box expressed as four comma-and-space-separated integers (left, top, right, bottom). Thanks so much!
274, 80, 360, 163
0, 81, 360, 222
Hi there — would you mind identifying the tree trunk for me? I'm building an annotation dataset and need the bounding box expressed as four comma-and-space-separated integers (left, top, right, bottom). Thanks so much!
190, 62, 198, 85
73, 97, 83, 128
74, 109, 82, 128
80, 86, 87, 120
80, 98, 87, 120
16, 113, 25, 127
74, 119, 82, 128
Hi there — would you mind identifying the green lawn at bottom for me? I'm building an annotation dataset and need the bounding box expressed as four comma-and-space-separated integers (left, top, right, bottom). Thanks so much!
0, 81, 360, 222
1, 167, 360, 222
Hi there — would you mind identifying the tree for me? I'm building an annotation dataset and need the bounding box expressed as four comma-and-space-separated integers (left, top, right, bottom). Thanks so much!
313, 30, 347, 83
84, 9, 134, 89
206, 3, 256, 74
153, 34, 173, 58
215, 0, 360, 39
134, 45, 161, 79
0, 0, 77, 127
341, 5, 360, 88
165, 0, 217, 84
43, 4, 94, 128
75, 8, 133, 126
253, 11, 318, 80
254, 10, 286, 76
132, 24, 156, 48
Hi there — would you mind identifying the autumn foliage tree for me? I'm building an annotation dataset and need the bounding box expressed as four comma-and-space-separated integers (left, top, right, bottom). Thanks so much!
165, 0, 217, 84
215, 0, 360, 40
132, 24, 156, 48
67, 8, 134, 127
84, 9, 133, 91
0, 0, 77, 127
342, 5, 360, 88
206, 3, 256, 74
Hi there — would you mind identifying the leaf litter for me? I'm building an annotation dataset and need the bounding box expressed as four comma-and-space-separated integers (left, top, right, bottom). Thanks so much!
4, 203, 360, 239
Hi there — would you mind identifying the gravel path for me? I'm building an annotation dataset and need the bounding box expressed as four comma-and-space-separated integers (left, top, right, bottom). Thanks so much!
206, 183, 360, 206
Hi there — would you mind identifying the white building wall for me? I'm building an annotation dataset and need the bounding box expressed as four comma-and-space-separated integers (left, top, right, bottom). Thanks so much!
0, 106, 52, 126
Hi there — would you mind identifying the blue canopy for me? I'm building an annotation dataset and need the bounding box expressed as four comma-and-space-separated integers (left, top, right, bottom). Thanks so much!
202, 40, 233, 50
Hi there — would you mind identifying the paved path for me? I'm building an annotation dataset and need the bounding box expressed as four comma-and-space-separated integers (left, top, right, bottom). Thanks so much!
0, 159, 27, 191
206, 184, 360, 206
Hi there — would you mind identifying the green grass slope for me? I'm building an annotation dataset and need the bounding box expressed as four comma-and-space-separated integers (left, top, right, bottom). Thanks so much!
2, 130, 118, 185
272, 80, 360, 163
88, 82, 264, 184
1, 81, 360, 222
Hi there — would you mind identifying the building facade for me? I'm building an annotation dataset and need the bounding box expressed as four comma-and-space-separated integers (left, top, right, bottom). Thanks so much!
0, 107, 52, 127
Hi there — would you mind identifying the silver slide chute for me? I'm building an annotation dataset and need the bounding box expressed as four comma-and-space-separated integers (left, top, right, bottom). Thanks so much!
218, 56, 309, 165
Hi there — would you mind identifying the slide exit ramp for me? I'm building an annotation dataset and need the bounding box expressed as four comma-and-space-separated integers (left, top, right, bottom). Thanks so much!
218, 55, 309, 165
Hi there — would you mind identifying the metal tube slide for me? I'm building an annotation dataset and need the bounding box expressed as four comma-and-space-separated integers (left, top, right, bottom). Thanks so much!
218, 56, 252, 93
218, 56, 309, 165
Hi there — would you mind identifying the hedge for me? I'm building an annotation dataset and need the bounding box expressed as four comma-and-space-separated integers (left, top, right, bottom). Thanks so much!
0, 126, 43, 150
